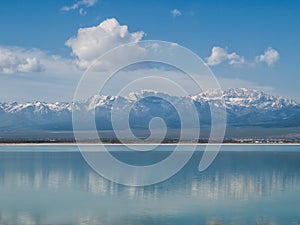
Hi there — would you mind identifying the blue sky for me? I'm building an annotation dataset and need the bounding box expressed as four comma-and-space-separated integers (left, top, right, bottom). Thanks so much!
0, 0, 299, 102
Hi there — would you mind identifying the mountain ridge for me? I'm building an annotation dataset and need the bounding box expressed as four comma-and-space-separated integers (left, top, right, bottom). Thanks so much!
0, 88, 299, 131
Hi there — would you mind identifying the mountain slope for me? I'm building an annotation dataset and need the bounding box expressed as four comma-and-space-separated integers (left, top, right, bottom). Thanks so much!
0, 88, 299, 131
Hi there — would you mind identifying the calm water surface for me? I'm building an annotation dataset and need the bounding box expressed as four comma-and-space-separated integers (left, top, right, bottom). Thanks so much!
0, 145, 299, 225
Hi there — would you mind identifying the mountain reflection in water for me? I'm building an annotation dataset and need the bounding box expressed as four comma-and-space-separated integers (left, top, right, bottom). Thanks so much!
0, 145, 299, 225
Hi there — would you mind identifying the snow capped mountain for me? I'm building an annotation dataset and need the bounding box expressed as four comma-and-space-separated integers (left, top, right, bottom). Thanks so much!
193, 88, 297, 110
0, 88, 299, 130
83, 95, 118, 110
191, 88, 299, 126
223, 88, 297, 110
1, 101, 72, 114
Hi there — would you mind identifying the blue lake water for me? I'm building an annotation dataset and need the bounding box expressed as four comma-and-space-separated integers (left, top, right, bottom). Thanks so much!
0, 144, 299, 225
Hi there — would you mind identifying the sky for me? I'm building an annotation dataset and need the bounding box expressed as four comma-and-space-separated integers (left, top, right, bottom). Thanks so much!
0, 0, 299, 102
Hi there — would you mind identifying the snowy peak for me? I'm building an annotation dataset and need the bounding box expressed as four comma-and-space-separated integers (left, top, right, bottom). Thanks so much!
0, 88, 298, 113
126, 90, 177, 102
1, 101, 72, 114
0, 88, 299, 130
222, 88, 298, 110
192, 88, 298, 110
84, 95, 118, 110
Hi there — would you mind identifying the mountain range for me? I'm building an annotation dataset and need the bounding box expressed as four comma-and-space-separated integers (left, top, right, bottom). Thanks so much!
0, 88, 299, 133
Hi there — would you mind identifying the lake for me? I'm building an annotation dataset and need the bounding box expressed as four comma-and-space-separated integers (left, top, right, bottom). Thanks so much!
0, 144, 299, 225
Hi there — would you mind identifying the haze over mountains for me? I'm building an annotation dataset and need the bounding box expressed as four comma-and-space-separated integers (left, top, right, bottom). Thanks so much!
0, 88, 299, 134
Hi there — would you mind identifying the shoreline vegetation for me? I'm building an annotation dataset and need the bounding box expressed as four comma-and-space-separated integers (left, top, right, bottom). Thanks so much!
0, 138, 299, 144
1, 126, 299, 144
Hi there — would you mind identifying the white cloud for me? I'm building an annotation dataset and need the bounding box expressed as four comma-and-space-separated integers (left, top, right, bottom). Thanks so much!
171, 9, 182, 17
255, 47, 280, 67
79, 8, 87, 16
61, 0, 97, 11
0, 47, 45, 74
65, 18, 145, 69
17, 57, 43, 73
0, 43, 283, 103
206, 46, 245, 66
0, 46, 82, 102
206, 46, 280, 68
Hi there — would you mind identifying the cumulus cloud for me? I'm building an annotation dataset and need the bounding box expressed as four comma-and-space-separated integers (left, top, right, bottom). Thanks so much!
171, 9, 182, 17
206, 46, 245, 66
65, 18, 145, 69
0, 47, 45, 74
0, 46, 83, 102
255, 47, 280, 67
206, 46, 280, 68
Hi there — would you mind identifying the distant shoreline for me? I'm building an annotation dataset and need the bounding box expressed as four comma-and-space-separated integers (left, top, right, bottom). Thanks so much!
0, 142, 299, 146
